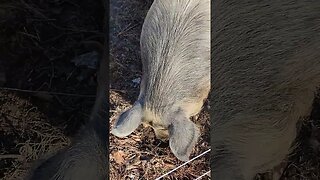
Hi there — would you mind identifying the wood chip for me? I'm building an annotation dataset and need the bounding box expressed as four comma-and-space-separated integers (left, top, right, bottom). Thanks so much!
113, 150, 126, 165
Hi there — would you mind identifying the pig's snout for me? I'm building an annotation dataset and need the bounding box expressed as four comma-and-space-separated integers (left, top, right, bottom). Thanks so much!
154, 128, 169, 141
142, 120, 169, 141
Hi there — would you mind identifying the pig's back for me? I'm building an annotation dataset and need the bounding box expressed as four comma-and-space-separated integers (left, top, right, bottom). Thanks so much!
139, 0, 210, 112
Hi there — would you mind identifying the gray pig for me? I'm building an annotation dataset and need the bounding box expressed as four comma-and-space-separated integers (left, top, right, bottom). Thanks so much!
211, 0, 320, 179
26, 43, 108, 180
111, 0, 210, 161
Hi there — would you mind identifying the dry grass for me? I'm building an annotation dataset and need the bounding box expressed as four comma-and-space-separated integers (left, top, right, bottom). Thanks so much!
0, 91, 70, 179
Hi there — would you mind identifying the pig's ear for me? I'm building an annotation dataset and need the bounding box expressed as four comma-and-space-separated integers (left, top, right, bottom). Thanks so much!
111, 102, 142, 138
168, 111, 200, 161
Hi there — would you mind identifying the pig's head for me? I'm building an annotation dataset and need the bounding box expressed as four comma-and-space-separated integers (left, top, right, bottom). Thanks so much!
111, 102, 200, 162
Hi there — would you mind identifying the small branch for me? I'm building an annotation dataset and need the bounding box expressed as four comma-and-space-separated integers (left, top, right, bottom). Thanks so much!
0, 154, 22, 159
0, 87, 96, 98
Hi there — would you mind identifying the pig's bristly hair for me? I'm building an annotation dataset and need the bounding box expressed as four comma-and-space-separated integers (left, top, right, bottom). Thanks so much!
140, 0, 210, 117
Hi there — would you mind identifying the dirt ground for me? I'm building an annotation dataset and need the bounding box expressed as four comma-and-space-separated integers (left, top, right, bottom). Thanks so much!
0, 0, 319, 180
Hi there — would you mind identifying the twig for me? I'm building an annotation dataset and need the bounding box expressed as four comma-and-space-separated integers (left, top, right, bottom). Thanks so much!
110, 88, 131, 93
0, 87, 96, 98
117, 23, 138, 36
0, 154, 22, 159
19, 0, 49, 19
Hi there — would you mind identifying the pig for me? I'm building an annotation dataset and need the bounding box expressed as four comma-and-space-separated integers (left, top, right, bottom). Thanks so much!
26, 42, 108, 180
211, 0, 320, 179
111, 0, 211, 162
